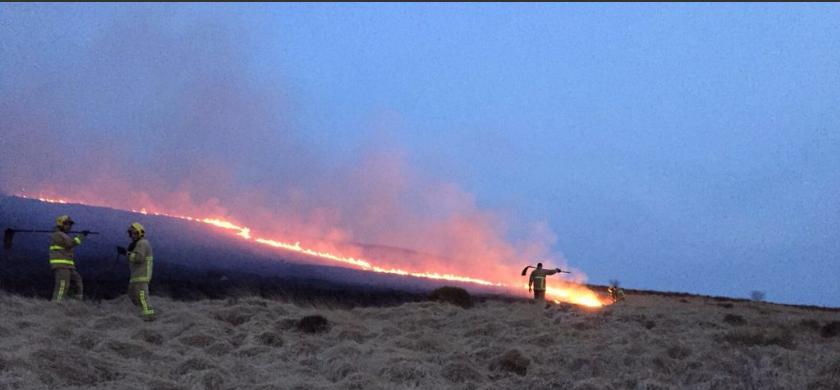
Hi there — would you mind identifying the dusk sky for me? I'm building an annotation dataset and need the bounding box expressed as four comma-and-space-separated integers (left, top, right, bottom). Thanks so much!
1, 4, 838, 306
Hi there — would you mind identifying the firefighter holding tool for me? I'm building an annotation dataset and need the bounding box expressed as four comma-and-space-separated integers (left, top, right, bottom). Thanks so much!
49, 215, 89, 302
117, 222, 156, 321
525, 262, 568, 301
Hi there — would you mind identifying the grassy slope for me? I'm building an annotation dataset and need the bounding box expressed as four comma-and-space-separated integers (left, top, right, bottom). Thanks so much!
1, 289, 839, 390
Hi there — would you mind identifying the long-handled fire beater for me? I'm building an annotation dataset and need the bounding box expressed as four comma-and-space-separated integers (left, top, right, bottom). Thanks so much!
4, 228, 100, 250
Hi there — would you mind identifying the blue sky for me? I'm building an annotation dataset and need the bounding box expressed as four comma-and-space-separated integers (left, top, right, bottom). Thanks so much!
2, 4, 839, 306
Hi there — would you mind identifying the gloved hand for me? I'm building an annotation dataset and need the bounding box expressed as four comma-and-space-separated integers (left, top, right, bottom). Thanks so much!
81, 230, 90, 237
556, 268, 562, 273
117, 246, 127, 255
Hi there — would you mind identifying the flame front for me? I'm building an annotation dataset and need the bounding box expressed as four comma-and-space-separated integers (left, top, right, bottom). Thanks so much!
20, 194, 606, 307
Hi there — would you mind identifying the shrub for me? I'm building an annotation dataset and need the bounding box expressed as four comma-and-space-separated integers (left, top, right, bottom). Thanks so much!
429, 286, 473, 309
750, 291, 766, 302
723, 314, 747, 326
821, 321, 840, 338
297, 315, 329, 334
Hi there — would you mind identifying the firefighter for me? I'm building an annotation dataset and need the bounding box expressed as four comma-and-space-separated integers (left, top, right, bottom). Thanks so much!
528, 262, 561, 301
49, 215, 89, 302
608, 285, 625, 303
118, 222, 155, 321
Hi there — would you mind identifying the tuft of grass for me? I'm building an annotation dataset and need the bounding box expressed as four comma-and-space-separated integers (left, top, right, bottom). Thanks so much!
256, 331, 284, 347
820, 321, 840, 338
297, 315, 330, 334
721, 328, 795, 349
723, 314, 747, 326
212, 309, 250, 327
429, 286, 473, 309
799, 319, 821, 331
488, 349, 530, 376
666, 345, 692, 360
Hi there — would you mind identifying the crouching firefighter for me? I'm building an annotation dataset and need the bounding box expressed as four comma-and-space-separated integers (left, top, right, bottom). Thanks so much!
49, 215, 89, 302
118, 223, 155, 321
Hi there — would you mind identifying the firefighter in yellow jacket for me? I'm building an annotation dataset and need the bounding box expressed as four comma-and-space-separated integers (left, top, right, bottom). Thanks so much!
118, 222, 155, 321
528, 262, 561, 301
49, 215, 89, 302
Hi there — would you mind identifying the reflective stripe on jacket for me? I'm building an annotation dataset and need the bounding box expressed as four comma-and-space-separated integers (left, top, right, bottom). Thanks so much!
49, 230, 82, 269
529, 268, 558, 292
128, 238, 154, 283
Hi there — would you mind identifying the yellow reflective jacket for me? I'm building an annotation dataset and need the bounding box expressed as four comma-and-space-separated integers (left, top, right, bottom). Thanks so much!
529, 268, 558, 292
49, 230, 83, 269
127, 238, 154, 283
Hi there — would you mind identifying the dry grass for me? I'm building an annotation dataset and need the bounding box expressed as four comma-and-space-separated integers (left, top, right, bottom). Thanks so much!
723, 313, 747, 326
428, 286, 473, 309
0, 290, 838, 389
820, 321, 840, 338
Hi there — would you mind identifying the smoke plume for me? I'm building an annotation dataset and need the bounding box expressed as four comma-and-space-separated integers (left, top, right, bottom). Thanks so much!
0, 5, 570, 285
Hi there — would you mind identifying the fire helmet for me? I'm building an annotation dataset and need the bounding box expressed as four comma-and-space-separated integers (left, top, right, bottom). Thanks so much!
128, 222, 145, 238
56, 215, 74, 227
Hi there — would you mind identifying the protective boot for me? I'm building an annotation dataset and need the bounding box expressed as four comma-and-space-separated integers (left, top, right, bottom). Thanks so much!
128, 282, 156, 321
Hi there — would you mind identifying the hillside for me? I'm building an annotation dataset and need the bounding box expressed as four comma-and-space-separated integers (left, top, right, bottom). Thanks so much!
0, 195, 496, 301
1, 289, 839, 390
3, 196, 840, 389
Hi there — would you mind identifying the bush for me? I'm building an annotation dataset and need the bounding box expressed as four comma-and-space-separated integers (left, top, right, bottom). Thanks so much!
723, 314, 747, 326
821, 321, 840, 338
297, 315, 329, 334
750, 291, 766, 302
429, 286, 473, 309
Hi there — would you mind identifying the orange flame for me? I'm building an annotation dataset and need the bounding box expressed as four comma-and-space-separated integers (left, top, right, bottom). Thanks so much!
17, 193, 606, 307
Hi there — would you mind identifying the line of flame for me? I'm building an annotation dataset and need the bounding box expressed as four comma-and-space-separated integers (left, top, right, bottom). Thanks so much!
19, 194, 604, 307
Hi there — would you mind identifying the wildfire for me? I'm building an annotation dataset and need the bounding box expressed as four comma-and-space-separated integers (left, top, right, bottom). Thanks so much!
17, 193, 606, 307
